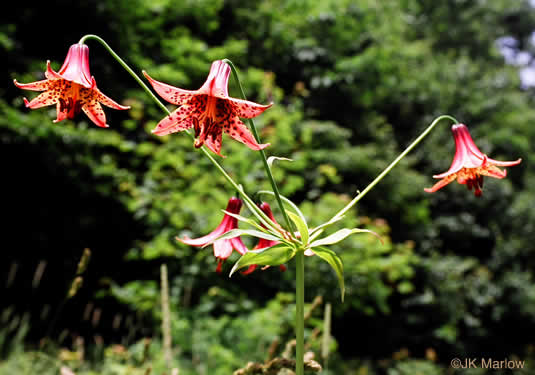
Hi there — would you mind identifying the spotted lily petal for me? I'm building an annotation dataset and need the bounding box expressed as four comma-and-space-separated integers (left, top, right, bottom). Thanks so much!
142, 71, 197, 105
13, 78, 51, 91
152, 106, 196, 136
228, 98, 272, 118
23, 90, 57, 109
82, 101, 109, 128
224, 117, 270, 150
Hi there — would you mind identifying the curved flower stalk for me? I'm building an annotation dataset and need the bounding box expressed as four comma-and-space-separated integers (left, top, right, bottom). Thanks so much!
13, 43, 130, 127
143, 60, 272, 156
177, 197, 248, 273
425, 124, 522, 197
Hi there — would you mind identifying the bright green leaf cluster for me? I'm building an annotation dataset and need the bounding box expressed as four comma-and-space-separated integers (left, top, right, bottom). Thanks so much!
215, 190, 382, 302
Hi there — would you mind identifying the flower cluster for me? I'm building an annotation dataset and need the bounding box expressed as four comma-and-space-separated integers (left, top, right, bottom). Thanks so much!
13, 37, 526, 375
13, 41, 523, 278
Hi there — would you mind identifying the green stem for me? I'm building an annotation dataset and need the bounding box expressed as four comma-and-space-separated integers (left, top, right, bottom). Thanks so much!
329, 114, 458, 222
78, 34, 169, 114
78, 35, 271, 223
223, 59, 294, 232
295, 251, 305, 375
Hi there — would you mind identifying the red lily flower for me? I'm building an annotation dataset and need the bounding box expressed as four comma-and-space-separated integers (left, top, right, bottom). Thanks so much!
425, 123, 521, 197
177, 197, 248, 273
241, 202, 287, 275
13, 43, 130, 127
143, 60, 272, 156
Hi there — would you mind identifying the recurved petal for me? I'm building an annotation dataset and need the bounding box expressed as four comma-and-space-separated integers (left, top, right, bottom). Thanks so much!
23, 91, 58, 109
177, 221, 228, 247
424, 174, 457, 193
45, 60, 64, 80
152, 106, 196, 136
480, 165, 508, 179
143, 71, 197, 105
82, 101, 108, 128
228, 98, 272, 119
486, 157, 522, 167
223, 117, 270, 151
13, 78, 51, 91
92, 87, 130, 110
203, 127, 225, 157
53, 102, 69, 123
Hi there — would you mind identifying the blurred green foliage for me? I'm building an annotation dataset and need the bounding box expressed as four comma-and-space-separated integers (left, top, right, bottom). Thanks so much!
3, 0, 535, 373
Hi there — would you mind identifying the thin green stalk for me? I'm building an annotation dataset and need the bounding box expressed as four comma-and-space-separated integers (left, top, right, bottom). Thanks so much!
78, 35, 272, 223
78, 34, 169, 114
224, 59, 306, 375
223, 59, 294, 232
329, 114, 459, 223
295, 251, 305, 375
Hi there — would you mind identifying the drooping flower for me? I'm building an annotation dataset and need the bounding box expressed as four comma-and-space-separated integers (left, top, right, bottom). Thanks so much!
143, 60, 272, 156
13, 43, 130, 127
425, 123, 521, 197
177, 197, 248, 273
241, 202, 287, 275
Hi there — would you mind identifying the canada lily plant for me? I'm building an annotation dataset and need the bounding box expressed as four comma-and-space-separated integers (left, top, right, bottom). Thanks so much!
13, 34, 522, 375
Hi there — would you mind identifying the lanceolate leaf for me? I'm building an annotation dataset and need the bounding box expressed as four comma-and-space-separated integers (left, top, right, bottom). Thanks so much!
308, 215, 346, 240
287, 211, 309, 245
205, 229, 282, 248
312, 246, 345, 302
309, 228, 382, 248
308, 215, 347, 242
229, 244, 296, 277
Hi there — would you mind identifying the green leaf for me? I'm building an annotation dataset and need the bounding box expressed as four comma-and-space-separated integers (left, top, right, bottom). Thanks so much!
309, 228, 382, 248
229, 244, 296, 277
308, 215, 346, 241
287, 211, 309, 245
205, 229, 282, 248
312, 246, 345, 302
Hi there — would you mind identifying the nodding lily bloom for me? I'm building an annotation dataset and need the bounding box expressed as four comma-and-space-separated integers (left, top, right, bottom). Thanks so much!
13, 43, 130, 127
177, 197, 248, 273
425, 123, 521, 197
241, 202, 287, 275
143, 60, 272, 156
